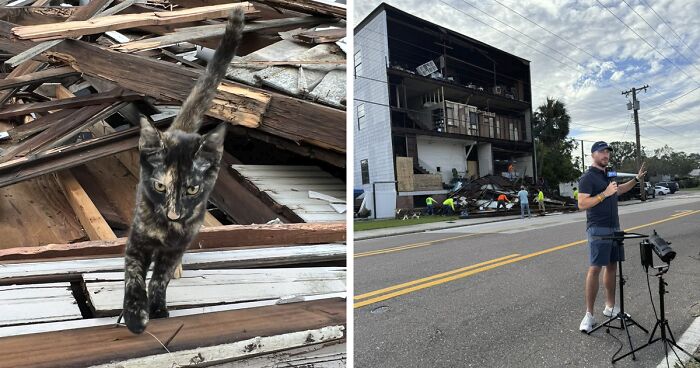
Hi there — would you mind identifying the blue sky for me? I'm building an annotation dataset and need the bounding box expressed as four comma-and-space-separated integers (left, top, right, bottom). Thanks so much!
354, 0, 700, 166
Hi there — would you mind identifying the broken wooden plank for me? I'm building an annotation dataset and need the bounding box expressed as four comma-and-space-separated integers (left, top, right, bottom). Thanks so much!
47, 40, 270, 128
254, 0, 345, 19
0, 60, 43, 105
13, 3, 258, 41
49, 40, 343, 152
0, 66, 77, 91
0, 89, 140, 119
92, 326, 345, 368
0, 23, 344, 155
0, 244, 346, 285
54, 170, 117, 241
0, 222, 345, 261
3, 0, 113, 70
0, 298, 345, 368
84, 267, 345, 315
0, 282, 82, 327
0, 102, 123, 163
293, 27, 346, 44
3, 108, 76, 142
0, 293, 344, 337
111, 16, 328, 53
0, 175, 87, 248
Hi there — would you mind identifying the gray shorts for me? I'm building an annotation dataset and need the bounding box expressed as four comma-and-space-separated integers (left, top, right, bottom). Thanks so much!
587, 226, 624, 266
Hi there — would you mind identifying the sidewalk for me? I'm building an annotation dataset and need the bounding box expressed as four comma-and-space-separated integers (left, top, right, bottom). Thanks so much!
354, 213, 524, 240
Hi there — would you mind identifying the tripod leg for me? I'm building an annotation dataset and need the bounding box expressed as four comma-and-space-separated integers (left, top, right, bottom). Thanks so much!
667, 340, 700, 364
622, 316, 637, 361
668, 342, 685, 368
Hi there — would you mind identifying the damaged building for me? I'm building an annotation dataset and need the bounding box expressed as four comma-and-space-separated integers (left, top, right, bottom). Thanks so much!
354, 3, 535, 218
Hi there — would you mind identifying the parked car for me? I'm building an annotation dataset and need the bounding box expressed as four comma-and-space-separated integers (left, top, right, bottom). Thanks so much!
657, 181, 679, 194
644, 182, 656, 199
655, 185, 671, 196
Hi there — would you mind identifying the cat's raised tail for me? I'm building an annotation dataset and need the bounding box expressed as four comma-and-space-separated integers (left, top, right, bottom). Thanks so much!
168, 7, 244, 133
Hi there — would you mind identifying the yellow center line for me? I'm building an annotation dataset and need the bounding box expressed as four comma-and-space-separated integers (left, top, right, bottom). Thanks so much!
354, 232, 491, 258
354, 209, 700, 309
354, 253, 521, 301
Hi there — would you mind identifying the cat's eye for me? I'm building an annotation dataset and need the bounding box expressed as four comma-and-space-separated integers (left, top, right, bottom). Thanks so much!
153, 181, 166, 192
186, 185, 200, 195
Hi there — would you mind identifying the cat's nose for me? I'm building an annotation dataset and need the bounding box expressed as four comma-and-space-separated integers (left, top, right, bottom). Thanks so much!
167, 209, 180, 220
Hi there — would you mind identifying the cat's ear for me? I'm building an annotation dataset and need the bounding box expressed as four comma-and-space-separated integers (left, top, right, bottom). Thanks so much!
138, 116, 163, 152
194, 123, 226, 170
199, 123, 226, 156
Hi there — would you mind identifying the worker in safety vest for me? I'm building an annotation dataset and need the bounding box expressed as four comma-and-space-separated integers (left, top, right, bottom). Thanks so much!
573, 187, 579, 210
425, 196, 437, 215
442, 197, 455, 216
496, 193, 510, 212
537, 189, 546, 214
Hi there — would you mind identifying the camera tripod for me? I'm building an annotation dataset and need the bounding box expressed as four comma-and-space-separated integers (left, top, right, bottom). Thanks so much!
615, 265, 700, 367
587, 232, 649, 363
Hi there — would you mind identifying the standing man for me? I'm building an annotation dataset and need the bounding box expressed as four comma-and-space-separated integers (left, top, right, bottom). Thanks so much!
496, 193, 510, 212
426, 196, 437, 215
517, 186, 531, 219
578, 141, 646, 333
537, 189, 546, 214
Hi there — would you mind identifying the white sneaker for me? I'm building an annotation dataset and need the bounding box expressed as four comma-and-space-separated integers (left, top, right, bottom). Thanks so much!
603, 305, 620, 317
580, 312, 596, 333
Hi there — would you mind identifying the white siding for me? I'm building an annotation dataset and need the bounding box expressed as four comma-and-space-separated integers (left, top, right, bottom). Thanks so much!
353, 10, 396, 218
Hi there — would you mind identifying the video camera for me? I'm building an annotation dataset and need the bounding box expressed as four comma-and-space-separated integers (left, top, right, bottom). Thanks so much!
639, 230, 676, 270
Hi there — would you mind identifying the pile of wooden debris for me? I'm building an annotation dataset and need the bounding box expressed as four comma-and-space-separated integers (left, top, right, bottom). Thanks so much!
0, 0, 346, 366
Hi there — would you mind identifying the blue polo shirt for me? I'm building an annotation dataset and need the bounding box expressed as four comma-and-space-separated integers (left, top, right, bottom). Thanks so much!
578, 167, 619, 229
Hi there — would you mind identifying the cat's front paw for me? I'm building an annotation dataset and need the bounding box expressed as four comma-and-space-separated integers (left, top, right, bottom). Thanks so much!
149, 306, 170, 319
123, 307, 149, 334
123, 288, 149, 334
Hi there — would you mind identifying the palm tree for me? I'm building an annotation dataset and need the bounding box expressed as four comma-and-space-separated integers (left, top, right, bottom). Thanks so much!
533, 97, 571, 145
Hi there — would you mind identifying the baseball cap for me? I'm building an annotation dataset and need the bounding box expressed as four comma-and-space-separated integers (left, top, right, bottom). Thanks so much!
591, 141, 613, 153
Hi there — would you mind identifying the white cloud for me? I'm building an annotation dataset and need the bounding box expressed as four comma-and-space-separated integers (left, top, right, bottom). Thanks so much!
354, 0, 700, 163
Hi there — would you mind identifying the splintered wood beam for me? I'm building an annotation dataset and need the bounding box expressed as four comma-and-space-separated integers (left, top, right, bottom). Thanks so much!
54, 170, 117, 241
0, 66, 78, 91
0, 89, 141, 119
12, 3, 258, 41
111, 16, 328, 53
46, 40, 270, 128
0, 298, 345, 368
254, 0, 345, 19
0, 60, 43, 105
0, 222, 346, 261
293, 27, 346, 44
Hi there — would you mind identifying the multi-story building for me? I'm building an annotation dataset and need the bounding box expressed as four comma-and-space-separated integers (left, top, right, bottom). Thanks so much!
354, 3, 536, 218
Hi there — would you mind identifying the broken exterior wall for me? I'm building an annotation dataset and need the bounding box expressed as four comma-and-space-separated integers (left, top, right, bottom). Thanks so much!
354, 9, 395, 218
415, 135, 471, 184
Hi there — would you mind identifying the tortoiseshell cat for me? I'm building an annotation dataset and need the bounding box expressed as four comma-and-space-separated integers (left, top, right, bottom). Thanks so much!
122, 8, 244, 334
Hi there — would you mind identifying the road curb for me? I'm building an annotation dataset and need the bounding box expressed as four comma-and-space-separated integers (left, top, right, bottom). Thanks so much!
655, 316, 700, 367
354, 215, 523, 240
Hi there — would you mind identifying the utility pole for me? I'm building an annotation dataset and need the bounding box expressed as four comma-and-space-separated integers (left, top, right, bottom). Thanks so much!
581, 139, 585, 172
622, 85, 649, 200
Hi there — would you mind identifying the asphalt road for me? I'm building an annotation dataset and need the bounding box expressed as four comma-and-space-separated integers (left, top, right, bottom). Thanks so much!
354, 192, 700, 368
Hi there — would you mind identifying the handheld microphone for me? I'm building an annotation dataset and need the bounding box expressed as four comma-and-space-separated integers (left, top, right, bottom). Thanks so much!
606, 167, 617, 182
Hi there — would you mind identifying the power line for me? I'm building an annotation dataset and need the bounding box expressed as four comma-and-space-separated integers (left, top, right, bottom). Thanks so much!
458, 0, 584, 72
594, 0, 700, 86
645, 85, 700, 112
488, 0, 655, 94
620, 0, 700, 75
638, 0, 700, 61
438, 0, 583, 75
